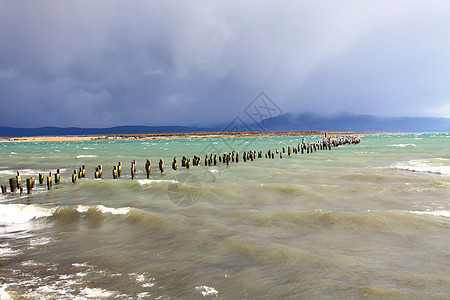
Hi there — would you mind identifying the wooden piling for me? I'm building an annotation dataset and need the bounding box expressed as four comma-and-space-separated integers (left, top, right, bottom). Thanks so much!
55, 169, 61, 184
172, 157, 177, 170
39, 173, 44, 184
19, 185, 23, 196
16, 172, 21, 187
112, 166, 118, 179
98, 165, 103, 179
9, 177, 17, 193
131, 162, 135, 180
1, 185, 6, 194
82, 165, 86, 178
72, 170, 77, 183
145, 159, 151, 178
47, 172, 52, 190
117, 162, 122, 177
26, 178, 32, 194
214, 154, 217, 165
159, 159, 164, 174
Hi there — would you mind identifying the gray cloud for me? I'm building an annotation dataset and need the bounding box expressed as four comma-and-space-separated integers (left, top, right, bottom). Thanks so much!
0, 0, 449, 127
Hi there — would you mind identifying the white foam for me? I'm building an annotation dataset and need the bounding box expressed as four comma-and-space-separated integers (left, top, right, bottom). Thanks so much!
72, 262, 90, 268
76, 205, 130, 215
0, 204, 54, 224
0, 247, 20, 257
137, 179, 178, 185
392, 158, 450, 175
0, 284, 13, 300
0, 170, 15, 175
96, 205, 130, 215
196, 286, 218, 297
410, 210, 450, 218
79, 287, 115, 298
137, 292, 151, 298
388, 143, 416, 147
76, 205, 89, 213
30, 237, 52, 247
76, 155, 98, 158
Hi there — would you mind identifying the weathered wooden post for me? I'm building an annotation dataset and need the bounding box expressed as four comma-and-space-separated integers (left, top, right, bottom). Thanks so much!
1, 185, 6, 194
236, 152, 239, 163
214, 154, 217, 165
145, 159, 151, 178
186, 158, 190, 169
112, 166, 118, 179
39, 173, 44, 184
9, 177, 17, 193
26, 178, 33, 194
288, 147, 291, 156
47, 172, 52, 190
172, 157, 177, 170
72, 170, 77, 183
16, 171, 21, 187
55, 169, 61, 184
159, 159, 164, 174
272, 153, 274, 159
94, 167, 99, 179
117, 162, 122, 177
82, 165, 86, 178
283, 147, 285, 153
131, 161, 135, 180
98, 165, 103, 179
243, 151, 247, 162
19, 185, 23, 196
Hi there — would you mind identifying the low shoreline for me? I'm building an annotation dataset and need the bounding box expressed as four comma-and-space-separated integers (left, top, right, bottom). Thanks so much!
0, 130, 367, 143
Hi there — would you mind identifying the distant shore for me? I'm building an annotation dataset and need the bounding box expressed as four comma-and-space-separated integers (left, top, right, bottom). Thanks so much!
0, 130, 365, 143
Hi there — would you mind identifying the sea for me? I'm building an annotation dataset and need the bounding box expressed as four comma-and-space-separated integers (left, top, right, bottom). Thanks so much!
0, 132, 449, 299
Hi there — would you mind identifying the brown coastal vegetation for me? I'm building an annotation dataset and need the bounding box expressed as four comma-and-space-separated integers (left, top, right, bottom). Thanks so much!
0, 130, 367, 143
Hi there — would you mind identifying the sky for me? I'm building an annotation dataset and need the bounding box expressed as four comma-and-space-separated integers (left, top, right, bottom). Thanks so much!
1, 0, 450, 128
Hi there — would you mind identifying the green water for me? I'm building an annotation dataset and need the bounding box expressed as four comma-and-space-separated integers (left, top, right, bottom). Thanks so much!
0, 133, 449, 299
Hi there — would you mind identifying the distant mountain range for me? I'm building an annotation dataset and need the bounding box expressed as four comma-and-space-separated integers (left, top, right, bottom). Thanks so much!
0, 113, 449, 137
254, 112, 450, 132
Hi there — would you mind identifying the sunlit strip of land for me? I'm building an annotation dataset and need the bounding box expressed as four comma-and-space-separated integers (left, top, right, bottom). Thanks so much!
0, 130, 373, 143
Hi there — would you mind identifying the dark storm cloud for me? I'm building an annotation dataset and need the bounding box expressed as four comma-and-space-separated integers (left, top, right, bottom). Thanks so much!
0, 0, 449, 127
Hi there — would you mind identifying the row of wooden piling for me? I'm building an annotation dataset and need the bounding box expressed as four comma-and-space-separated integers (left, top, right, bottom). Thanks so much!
1, 135, 360, 195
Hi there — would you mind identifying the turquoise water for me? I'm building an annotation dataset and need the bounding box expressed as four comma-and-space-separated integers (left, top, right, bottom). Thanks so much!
0, 133, 449, 298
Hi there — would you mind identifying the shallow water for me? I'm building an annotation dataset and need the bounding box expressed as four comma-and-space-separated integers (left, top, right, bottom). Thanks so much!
0, 133, 449, 299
